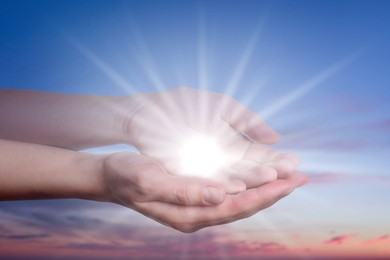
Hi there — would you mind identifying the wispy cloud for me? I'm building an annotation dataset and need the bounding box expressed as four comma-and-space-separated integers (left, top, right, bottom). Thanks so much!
363, 235, 390, 246
0, 218, 291, 259
308, 172, 345, 184
1, 233, 50, 240
324, 234, 358, 245
55, 230, 289, 258
308, 172, 390, 185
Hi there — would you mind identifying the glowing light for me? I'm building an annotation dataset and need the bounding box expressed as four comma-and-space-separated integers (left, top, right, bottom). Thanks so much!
179, 135, 227, 178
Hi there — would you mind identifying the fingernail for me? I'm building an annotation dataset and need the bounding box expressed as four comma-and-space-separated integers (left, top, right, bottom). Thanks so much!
203, 186, 224, 204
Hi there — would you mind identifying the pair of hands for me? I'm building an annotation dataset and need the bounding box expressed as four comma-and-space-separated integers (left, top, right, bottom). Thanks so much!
101, 87, 307, 232
0, 87, 306, 232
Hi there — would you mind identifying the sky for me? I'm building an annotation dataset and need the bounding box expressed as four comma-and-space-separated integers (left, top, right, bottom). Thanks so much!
1, 0, 390, 259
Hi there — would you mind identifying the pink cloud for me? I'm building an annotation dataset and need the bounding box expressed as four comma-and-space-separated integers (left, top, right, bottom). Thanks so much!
228, 241, 287, 255
2, 199, 389, 260
0, 224, 290, 259
363, 235, 390, 246
307, 172, 390, 185
308, 172, 344, 184
281, 117, 390, 151
324, 234, 358, 245
326, 95, 387, 113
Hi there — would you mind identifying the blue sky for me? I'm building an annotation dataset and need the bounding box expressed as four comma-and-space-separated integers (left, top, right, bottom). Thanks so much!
1, 0, 390, 259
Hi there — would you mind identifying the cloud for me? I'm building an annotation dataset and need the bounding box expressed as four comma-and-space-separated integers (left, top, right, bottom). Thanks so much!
0, 221, 291, 260
363, 235, 390, 246
0, 223, 12, 233
307, 172, 390, 185
1, 233, 50, 240
1, 197, 388, 260
231, 241, 287, 255
280, 116, 390, 151
324, 233, 390, 247
308, 172, 344, 184
0, 199, 128, 236
324, 234, 358, 245
326, 95, 388, 113
54, 229, 289, 258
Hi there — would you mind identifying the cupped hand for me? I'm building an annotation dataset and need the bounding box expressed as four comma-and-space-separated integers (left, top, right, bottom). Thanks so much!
102, 152, 227, 206
121, 87, 298, 192
102, 152, 307, 233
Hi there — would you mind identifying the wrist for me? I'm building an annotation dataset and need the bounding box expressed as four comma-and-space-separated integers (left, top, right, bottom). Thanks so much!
113, 93, 153, 145
76, 153, 110, 202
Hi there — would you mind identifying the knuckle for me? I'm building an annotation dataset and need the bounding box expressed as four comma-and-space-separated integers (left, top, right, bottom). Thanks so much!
174, 184, 193, 205
131, 161, 162, 195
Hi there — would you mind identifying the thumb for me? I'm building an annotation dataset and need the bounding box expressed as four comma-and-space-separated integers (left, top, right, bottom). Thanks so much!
220, 96, 280, 144
153, 174, 227, 206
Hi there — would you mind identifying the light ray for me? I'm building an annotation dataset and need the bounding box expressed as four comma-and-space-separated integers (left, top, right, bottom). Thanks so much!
68, 36, 181, 149
120, 6, 168, 93
217, 19, 267, 142
238, 77, 269, 109
247, 214, 306, 256
130, 31, 167, 92
224, 20, 266, 97
213, 78, 268, 142
197, 7, 208, 91
260, 55, 358, 120
247, 210, 314, 260
67, 37, 138, 94
118, 8, 177, 121
67, 37, 158, 137
127, 25, 185, 125
196, 10, 214, 135
120, 11, 167, 92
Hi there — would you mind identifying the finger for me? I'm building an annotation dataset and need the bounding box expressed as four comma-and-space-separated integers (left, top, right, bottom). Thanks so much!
216, 175, 247, 194
151, 173, 226, 206
135, 177, 293, 233
192, 171, 308, 229
205, 171, 308, 227
242, 142, 277, 167
265, 160, 296, 178
243, 143, 271, 162
288, 171, 308, 188
226, 160, 277, 189
220, 96, 280, 144
220, 132, 251, 161
243, 144, 299, 177
262, 153, 299, 178
282, 152, 300, 166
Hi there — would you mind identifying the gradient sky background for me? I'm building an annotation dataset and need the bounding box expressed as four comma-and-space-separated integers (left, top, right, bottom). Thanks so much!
1, 0, 390, 259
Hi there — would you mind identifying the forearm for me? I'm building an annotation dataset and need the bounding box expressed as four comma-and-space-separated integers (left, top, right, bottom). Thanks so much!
0, 89, 139, 150
0, 139, 107, 201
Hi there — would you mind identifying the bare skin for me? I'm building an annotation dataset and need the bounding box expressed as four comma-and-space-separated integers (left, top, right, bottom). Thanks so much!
0, 87, 307, 232
0, 87, 300, 192
0, 139, 307, 233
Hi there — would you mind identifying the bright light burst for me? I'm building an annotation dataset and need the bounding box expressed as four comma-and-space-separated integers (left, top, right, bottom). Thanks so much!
179, 135, 228, 178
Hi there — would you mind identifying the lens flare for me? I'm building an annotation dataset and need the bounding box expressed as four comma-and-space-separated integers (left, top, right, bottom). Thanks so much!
179, 135, 227, 178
